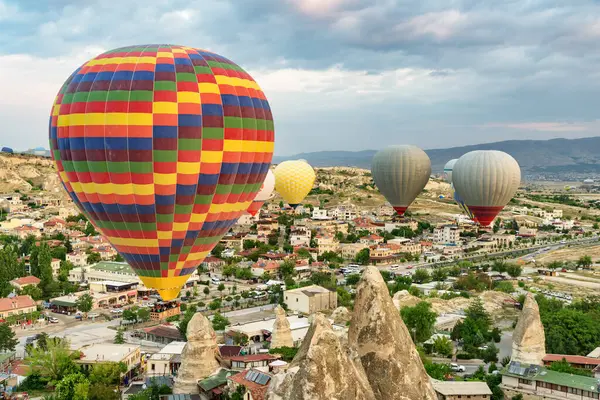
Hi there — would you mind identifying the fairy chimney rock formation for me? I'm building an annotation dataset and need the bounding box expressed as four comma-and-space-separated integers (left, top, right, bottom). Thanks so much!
512, 293, 546, 365
349, 266, 437, 400
270, 305, 294, 349
173, 313, 220, 394
331, 306, 351, 325
266, 313, 376, 400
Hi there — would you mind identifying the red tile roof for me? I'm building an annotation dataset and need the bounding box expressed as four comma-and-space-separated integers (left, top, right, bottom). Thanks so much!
10, 276, 40, 286
543, 354, 600, 366
0, 295, 35, 312
218, 345, 242, 358
228, 369, 272, 400
229, 354, 277, 363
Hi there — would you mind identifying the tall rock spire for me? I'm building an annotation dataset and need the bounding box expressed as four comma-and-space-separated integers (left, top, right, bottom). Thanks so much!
512, 293, 546, 365
348, 266, 437, 400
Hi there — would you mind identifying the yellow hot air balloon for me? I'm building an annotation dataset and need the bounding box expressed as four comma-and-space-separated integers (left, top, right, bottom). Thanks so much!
274, 160, 316, 207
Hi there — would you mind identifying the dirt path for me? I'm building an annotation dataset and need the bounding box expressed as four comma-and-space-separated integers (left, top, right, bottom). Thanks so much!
543, 276, 600, 289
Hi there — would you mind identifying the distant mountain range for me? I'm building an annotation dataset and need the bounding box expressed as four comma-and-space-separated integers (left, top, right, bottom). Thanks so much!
273, 137, 600, 176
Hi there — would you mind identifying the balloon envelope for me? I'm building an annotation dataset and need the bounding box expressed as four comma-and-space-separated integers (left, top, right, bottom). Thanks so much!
443, 159, 457, 183
273, 160, 316, 207
49, 44, 275, 300
247, 170, 275, 216
371, 145, 431, 215
452, 150, 520, 226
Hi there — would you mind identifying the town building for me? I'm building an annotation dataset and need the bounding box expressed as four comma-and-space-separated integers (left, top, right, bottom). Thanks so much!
230, 354, 279, 372
140, 325, 183, 344
146, 341, 186, 377
339, 243, 369, 260
311, 207, 329, 220
501, 361, 600, 399
0, 295, 36, 320
284, 285, 337, 314
227, 369, 272, 400
198, 369, 236, 399
542, 354, 600, 374
432, 381, 492, 400
9, 276, 40, 291
76, 343, 141, 381
315, 235, 339, 256
433, 225, 460, 244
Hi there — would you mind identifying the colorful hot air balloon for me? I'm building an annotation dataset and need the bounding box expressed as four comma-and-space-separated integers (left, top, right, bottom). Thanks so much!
443, 159, 457, 183
49, 45, 275, 301
371, 145, 431, 216
273, 160, 316, 207
452, 150, 520, 226
247, 169, 275, 216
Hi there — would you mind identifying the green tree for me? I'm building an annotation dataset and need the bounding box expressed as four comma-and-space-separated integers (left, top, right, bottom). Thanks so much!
0, 323, 18, 352
279, 259, 296, 278
76, 293, 94, 318
217, 283, 226, 297
26, 338, 79, 386
432, 336, 453, 357
21, 284, 43, 300
400, 302, 437, 343
431, 268, 448, 282
548, 357, 592, 376
423, 361, 452, 380
55, 373, 90, 400
345, 274, 361, 285
36, 332, 49, 351
465, 298, 492, 334
122, 308, 138, 323
542, 308, 600, 355
482, 343, 499, 363
505, 264, 522, 278
211, 243, 225, 258
211, 312, 230, 331
37, 242, 53, 287
114, 329, 125, 344
178, 305, 198, 341
203, 286, 210, 298
89, 362, 127, 385
412, 269, 431, 284
86, 252, 101, 264
137, 307, 150, 323
547, 261, 563, 270
269, 346, 298, 362
494, 281, 514, 294
88, 383, 121, 400
336, 287, 352, 307
354, 248, 370, 265
577, 255, 593, 269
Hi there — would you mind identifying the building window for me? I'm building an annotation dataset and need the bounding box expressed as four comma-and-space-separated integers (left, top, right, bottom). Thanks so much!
151, 364, 155, 371
518, 378, 532, 385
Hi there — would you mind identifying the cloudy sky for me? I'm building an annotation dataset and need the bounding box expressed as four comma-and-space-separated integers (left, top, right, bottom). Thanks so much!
1, 0, 599, 155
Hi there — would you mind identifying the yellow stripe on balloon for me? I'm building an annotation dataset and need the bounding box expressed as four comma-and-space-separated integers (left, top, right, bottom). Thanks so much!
223, 140, 274, 153
85, 56, 157, 66
153, 173, 177, 185
201, 151, 223, 164
214, 75, 261, 90
108, 237, 159, 247
177, 92, 201, 104
57, 113, 154, 127
208, 201, 252, 214
186, 251, 211, 261
71, 182, 155, 196
152, 102, 178, 114
157, 231, 173, 240
197, 83, 220, 94
177, 162, 201, 174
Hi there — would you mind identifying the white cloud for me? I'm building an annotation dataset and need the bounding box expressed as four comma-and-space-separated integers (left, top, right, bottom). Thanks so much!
395, 10, 467, 40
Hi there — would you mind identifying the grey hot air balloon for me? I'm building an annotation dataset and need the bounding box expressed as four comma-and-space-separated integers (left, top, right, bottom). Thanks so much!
371, 145, 431, 216
452, 150, 521, 226
443, 159, 458, 183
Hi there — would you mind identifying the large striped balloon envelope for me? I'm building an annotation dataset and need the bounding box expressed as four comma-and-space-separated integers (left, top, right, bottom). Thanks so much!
49, 45, 275, 300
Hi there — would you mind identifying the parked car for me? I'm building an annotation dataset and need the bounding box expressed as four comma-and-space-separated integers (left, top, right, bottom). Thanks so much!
450, 363, 466, 372
49, 317, 59, 323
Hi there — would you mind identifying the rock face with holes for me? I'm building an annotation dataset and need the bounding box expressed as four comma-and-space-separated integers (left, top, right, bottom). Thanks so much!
331, 306, 351, 325
266, 313, 376, 400
348, 266, 437, 400
173, 313, 220, 394
270, 305, 294, 349
512, 293, 546, 365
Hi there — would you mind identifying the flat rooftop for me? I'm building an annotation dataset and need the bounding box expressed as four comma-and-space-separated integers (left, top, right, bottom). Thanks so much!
432, 381, 492, 396
90, 261, 135, 275
285, 285, 330, 295
77, 343, 139, 363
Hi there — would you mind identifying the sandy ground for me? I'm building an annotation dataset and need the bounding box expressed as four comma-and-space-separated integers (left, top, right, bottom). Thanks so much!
542, 275, 600, 290
535, 244, 600, 264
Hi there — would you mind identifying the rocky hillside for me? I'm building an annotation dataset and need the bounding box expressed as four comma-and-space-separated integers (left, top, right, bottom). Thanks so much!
0, 154, 63, 193
273, 136, 600, 175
